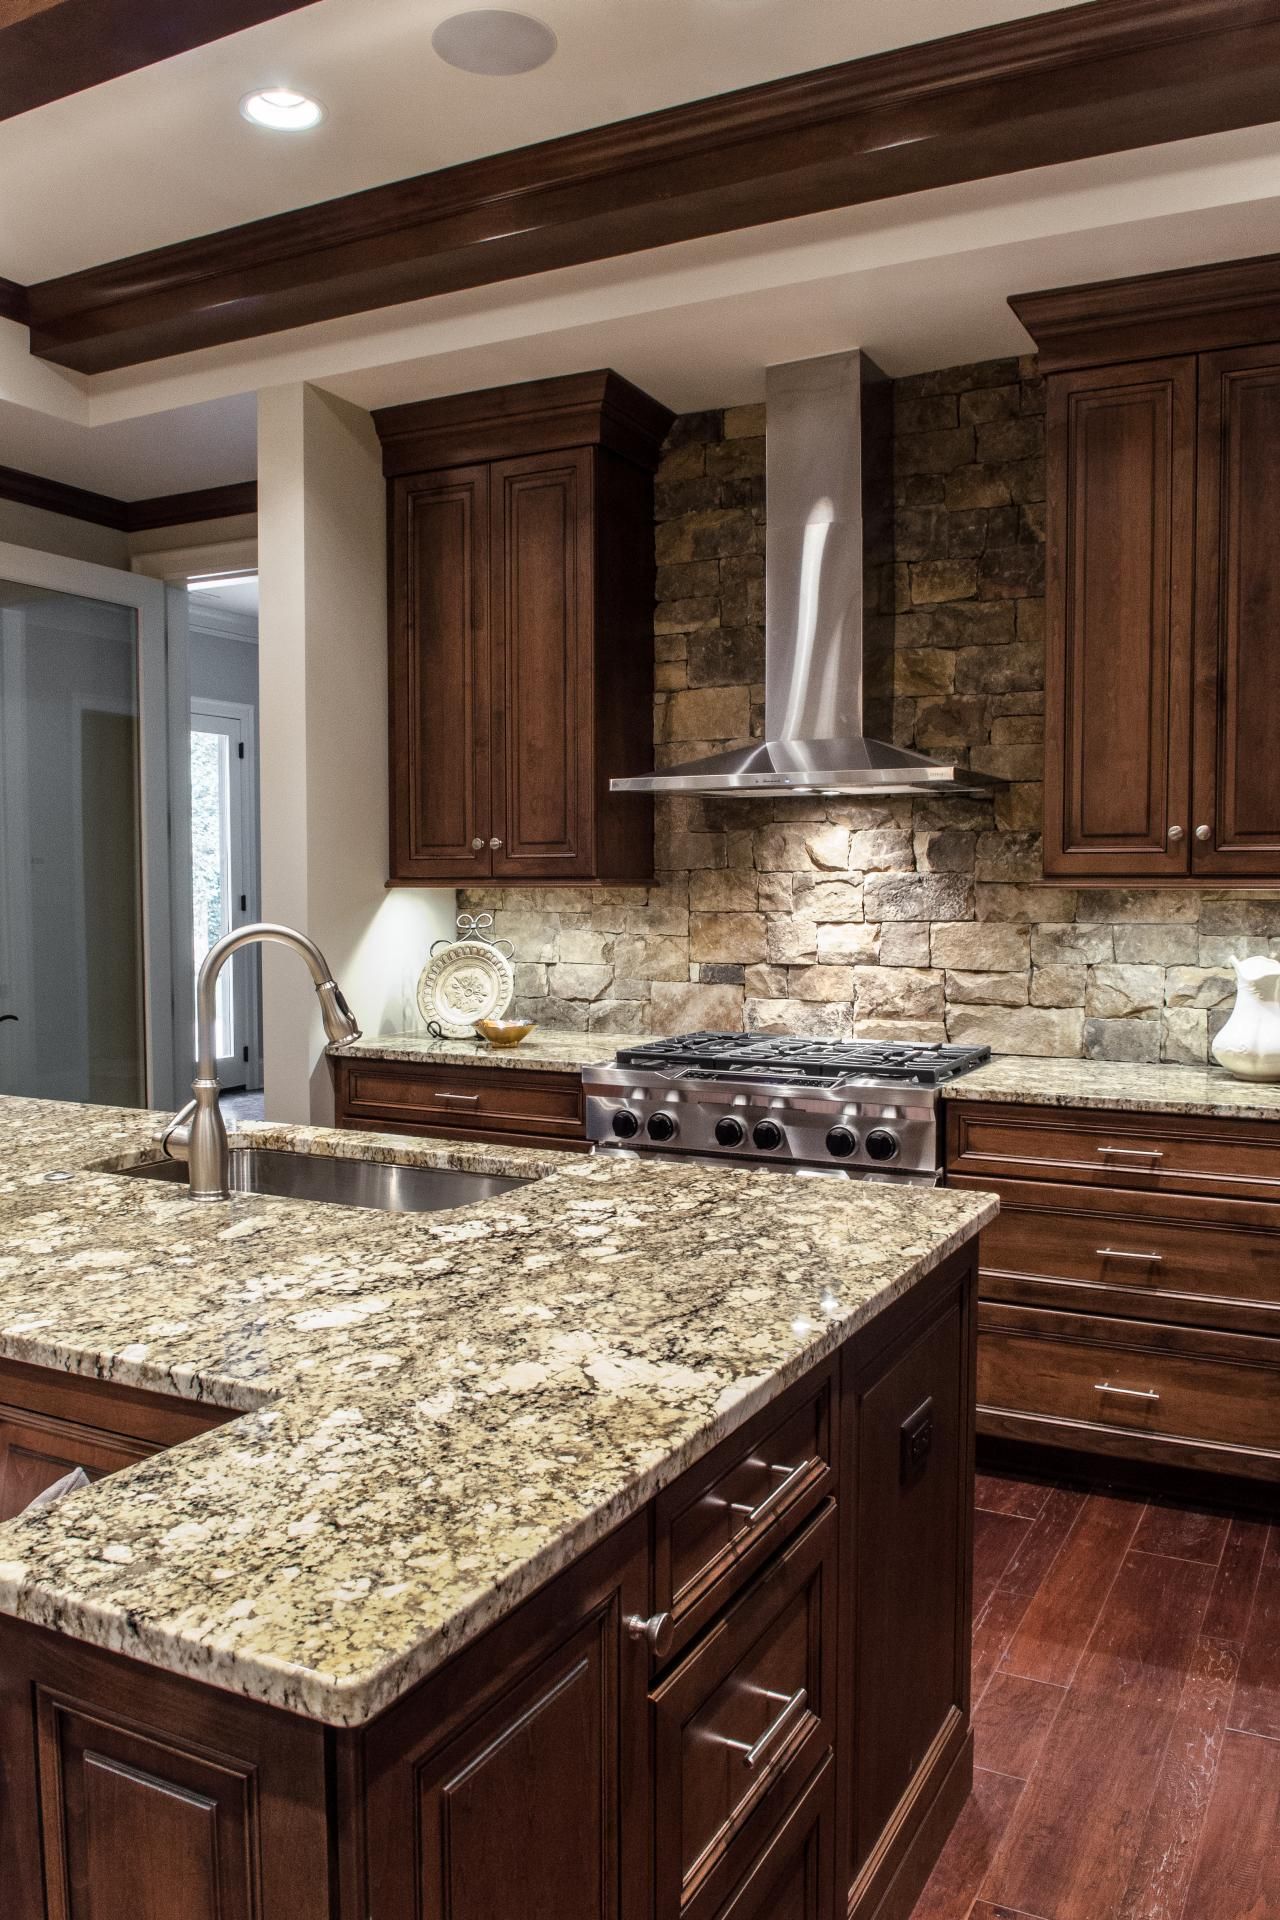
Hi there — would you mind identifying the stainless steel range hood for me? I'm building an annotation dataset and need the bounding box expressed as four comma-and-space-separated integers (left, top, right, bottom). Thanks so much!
612, 350, 1001, 799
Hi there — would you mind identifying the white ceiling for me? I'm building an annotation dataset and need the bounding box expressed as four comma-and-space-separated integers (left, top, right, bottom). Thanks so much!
0, 388, 257, 497
0, 0, 1080, 283
189, 573, 260, 620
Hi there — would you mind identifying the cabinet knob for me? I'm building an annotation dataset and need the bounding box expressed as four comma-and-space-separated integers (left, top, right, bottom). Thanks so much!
489, 837, 503, 850
1167, 825, 1184, 842
471, 838, 484, 851
626, 1611, 674, 1657
1195, 824, 1211, 842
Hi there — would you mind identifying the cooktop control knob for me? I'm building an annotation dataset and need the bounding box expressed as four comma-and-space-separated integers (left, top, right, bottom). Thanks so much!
825, 1126, 857, 1158
865, 1128, 900, 1163
752, 1119, 784, 1150
714, 1116, 746, 1148
647, 1111, 678, 1142
611, 1109, 640, 1139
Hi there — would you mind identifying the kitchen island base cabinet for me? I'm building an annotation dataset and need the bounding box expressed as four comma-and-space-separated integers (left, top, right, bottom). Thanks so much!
0, 1248, 978, 1920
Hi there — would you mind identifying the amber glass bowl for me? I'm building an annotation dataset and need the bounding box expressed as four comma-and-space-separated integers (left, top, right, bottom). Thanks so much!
474, 1018, 536, 1047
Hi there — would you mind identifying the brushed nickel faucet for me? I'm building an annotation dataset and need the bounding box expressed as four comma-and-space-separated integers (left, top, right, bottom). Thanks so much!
162, 923, 361, 1200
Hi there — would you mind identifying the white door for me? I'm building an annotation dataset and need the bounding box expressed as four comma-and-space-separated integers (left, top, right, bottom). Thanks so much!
0, 547, 185, 1109
190, 698, 261, 1089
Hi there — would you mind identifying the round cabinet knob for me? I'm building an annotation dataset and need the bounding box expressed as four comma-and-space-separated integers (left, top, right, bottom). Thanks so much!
647, 1111, 678, 1142
1195, 824, 1212, 842
611, 1110, 640, 1139
752, 1119, 784, 1151
826, 1126, 857, 1159
626, 1611, 675, 1657
714, 1116, 746, 1148
1167, 825, 1185, 842
470, 837, 484, 850
489, 837, 503, 850
864, 1128, 900, 1164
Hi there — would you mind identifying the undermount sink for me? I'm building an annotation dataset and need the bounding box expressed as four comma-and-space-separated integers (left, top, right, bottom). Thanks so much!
125, 1148, 535, 1214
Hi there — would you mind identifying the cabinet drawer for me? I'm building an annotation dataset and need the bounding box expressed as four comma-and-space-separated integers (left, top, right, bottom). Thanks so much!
334, 1059, 586, 1144
654, 1367, 834, 1652
948, 1101, 1280, 1204
652, 1502, 835, 1920
692, 1756, 834, 1920
978, 1302, 1280, 1480
951, 1173, 1280, 1335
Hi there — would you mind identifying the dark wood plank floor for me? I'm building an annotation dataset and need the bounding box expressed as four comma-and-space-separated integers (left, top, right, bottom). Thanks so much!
910, 1470, 1280, 1920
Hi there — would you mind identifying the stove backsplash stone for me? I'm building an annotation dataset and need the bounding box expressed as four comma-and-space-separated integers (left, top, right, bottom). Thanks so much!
462, 360, 1280, 1064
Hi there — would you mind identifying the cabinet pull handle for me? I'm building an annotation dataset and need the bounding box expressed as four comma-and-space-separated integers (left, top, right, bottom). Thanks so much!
1195, 824, 1212, 842
730, 1457, 815, 1532
435, 1091, 480, 1106
626, 1611, 674, 1657
471, 837, 485, 850
1097, 1247, 1164, 1265
1167, 825, 1184, 842
1094, 1382, 1161, 1404
719, 1688, 810, 1770
1096, 1146, 1164, 1163
489, 837, 503, 850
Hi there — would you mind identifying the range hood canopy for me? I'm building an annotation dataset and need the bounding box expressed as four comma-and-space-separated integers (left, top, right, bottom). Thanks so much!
612, 350, 1001, 800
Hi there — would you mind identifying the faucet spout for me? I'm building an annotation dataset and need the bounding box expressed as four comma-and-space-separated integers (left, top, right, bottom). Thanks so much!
165, 923, 361, 1200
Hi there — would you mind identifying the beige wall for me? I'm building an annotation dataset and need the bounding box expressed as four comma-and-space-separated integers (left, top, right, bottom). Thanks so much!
257, 383, 454, 1121
0, 499, 129, 569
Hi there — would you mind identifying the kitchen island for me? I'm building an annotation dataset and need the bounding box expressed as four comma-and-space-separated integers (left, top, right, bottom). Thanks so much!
0, 1093, 995, 1920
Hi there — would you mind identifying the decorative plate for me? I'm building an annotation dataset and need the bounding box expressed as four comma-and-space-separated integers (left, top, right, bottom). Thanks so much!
417, 939, 515, 1038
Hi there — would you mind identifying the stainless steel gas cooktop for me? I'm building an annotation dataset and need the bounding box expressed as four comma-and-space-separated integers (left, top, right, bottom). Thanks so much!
583, 1033, 992, 1182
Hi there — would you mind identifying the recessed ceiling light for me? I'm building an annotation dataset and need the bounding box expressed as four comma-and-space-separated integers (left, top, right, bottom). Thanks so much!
240, 87, 325, 131
431, 10, 557, 75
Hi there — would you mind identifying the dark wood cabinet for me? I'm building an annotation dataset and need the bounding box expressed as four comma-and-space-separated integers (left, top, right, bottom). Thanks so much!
377, 371, 672, 887
331, 1053, 589, 1149
1017, 257, 1280, 882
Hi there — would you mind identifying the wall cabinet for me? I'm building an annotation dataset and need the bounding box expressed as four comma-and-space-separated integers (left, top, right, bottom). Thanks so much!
0, 1249, 977, 1920
1015, 261, 1280, 881
375, 371, 672, 887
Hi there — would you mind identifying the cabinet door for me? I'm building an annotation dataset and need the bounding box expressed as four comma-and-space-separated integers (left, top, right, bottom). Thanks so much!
363, 1518, 651, 1920
390, 468, 491, 882
489, 449, 595, 879
0, 1412, 144, 1522
1192, 345, 1280, 876
1044, 359, 1196, 877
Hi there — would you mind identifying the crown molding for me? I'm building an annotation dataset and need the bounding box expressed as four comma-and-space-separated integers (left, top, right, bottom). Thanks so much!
374, 370, 675, 476
21, 0, 1280, 375
0, 0, 316, 123
0, 466, 256, 533
1011, 250, 1280, 371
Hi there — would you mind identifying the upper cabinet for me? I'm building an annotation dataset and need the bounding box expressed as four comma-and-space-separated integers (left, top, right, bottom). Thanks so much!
1013, 257, 1280, 883
375, 371, 672, 887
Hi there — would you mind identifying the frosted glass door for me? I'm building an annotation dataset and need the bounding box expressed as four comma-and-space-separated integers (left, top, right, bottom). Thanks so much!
0, 582, 145, 1105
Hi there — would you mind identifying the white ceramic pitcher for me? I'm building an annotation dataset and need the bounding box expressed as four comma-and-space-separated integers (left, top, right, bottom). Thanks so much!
1211, 956, 1280, 1081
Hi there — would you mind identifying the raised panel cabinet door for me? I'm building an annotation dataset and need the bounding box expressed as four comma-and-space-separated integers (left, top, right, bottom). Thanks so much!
1044, 358, 1196, 877
489, 449, 595, 879
390, 468, 491, 882
0, 1412, 147, 1521
362, 1519, 651, 1920
1192, 345, 1280, 876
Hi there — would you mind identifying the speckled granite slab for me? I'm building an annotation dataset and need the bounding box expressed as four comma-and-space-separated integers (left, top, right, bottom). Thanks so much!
329, 1031, 644, 1072
944, 1055, 1280, 1123
0, 1094, 995, 1727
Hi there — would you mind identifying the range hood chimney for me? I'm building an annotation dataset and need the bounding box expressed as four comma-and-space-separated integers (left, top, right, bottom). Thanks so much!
612, 350, 1001, 799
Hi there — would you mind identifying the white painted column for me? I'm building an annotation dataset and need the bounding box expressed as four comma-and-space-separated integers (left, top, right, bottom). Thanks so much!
257, 383, 455, 1121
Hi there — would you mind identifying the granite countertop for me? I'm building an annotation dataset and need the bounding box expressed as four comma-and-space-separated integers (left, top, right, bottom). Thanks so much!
0, 1094, 995, 1728
943, 1055, 1280, 1122
330, 1031, 644, 1072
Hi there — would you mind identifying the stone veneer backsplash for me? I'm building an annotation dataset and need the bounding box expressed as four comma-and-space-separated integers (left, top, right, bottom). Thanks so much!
463, 356, 1280, 1062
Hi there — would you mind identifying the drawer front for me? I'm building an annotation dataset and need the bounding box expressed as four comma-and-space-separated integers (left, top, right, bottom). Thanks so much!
951, 1173, 1280, 1334
654, 1369, 834, 1650
652, 1503, 836, 1920
336, 1060, 585, 1142
693, 1757, 834, 1920
948, 1101, 1280, 1204
978, 1303, 1280, 1478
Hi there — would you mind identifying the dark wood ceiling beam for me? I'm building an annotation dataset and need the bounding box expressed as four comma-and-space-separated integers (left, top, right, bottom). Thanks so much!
0, 467, 257, 531
21, 0, 1280, 375
0, 0, 321, 123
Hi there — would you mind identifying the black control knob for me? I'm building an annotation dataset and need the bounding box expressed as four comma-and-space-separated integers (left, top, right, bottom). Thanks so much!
714, 1116, 746, 1148
826, 1126, 857, 1159
611, 1109, 640, 1139
865, 1128, 900, 1163
647, 1111, 678, 1142
752, 1119, 784, 1151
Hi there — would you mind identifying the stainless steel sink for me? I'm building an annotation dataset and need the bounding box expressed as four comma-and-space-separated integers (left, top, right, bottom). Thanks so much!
125, 1148, 535, 1214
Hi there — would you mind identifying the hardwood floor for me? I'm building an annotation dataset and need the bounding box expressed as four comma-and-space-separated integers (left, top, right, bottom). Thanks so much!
910, 1469, 1280, 1920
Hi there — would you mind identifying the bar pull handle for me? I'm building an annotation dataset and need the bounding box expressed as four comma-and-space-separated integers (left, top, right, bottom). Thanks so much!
1097, 1247, 1164, 1265
718, 1688, 810, 1771
730, 1458, 815, 1532
1094, 1382, 1161, 1404
1096, 1146, 1164, 1163
435, 1091, 480, 1107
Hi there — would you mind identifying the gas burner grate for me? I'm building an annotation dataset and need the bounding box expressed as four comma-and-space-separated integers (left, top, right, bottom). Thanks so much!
613, 1032, 992, 1088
